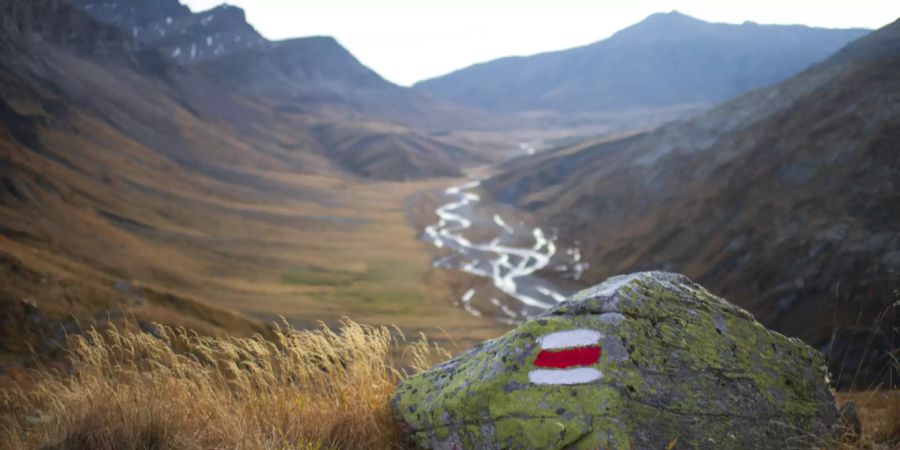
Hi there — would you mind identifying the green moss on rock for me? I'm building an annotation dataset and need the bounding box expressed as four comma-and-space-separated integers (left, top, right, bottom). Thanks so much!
392, 272, 838, 449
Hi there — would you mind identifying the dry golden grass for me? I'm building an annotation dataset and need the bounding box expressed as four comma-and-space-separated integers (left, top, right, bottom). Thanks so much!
0, 319, 448, 450
1, 317, 896, 450
834, 390, 900, 449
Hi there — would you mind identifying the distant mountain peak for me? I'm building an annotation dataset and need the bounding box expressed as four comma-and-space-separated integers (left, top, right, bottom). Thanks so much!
72, 0, 267, 63
414, 13, 868, 113
648, 10, 696, 20
70, 0, 191, 28
203, 3, 248, 22
635, 10, 704, 26
610, 10, 710, 43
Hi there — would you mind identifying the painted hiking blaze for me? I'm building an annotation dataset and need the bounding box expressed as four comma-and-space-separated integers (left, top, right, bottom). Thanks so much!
529, 329, 603, 385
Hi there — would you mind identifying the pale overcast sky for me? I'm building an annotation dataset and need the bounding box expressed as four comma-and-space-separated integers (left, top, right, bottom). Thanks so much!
182, 0, 899, 86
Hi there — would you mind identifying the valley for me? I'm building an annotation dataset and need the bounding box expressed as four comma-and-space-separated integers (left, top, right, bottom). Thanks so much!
482, 18, 900, 387
1, 0, 896, 397
422, 177, 571, 321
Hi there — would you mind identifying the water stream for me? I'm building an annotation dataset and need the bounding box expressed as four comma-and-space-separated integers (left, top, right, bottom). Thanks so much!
423, 179, 584, 322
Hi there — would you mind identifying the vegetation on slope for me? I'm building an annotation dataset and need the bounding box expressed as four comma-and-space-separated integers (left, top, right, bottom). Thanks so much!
0, 318, 896, 449
0, 0, 510, 373
0, 319, 447, 449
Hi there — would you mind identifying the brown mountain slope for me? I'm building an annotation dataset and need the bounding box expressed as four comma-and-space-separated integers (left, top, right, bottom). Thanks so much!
308, 122, 473, 180
16, 0, 482, 181
0, 0, 506, 369
186, 35, 483, 131
484, 19, 900, 388
70, 0, 504, 133
0, 0, 276, 359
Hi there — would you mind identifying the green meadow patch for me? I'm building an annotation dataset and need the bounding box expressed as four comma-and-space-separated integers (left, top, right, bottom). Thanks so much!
281, 266, 361, 286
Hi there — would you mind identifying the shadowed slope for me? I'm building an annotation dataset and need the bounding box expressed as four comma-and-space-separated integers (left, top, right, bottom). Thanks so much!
71, 0, 503, 132
0, 0, 505, 370
483, 19, 900, 388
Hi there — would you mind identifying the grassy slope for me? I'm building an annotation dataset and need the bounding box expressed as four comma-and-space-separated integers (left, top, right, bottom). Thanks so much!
1, 126, 509, 364
0, 320, 439, 449
2, 3, 894, 447
0, 322, 895, 449
0, 0, 509, 371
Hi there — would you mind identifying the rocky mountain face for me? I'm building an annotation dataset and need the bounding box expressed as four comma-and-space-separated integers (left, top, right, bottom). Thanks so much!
2, 0, 136, 57
186, 35, 429, 121
483, 18, 900, 388
200, 36, 392, 90
70, 0, 191, 27
415, 11, 868, 114
2, 17, 471, 182
70, 0, 267, 62
69, 0, 496, 131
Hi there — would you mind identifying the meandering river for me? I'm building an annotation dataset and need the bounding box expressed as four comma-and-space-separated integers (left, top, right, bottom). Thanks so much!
423, 179, 584, 322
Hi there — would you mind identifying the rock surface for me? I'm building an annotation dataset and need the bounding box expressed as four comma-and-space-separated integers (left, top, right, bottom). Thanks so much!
392, 272, 838, 449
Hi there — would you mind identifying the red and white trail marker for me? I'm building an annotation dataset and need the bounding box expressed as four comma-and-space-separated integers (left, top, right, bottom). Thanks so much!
528, 329, 603, 385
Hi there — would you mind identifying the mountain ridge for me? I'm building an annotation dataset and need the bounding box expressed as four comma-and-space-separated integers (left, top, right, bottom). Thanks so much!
69, 0, 502, 131
482, 17, 900, 387
414, 11, 869, 114
0, 0, 507, 369
70, 0, 267, 62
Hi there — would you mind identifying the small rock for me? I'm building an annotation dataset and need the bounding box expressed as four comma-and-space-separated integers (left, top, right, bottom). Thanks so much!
392, 272, 838, 449
20, 298, 42, 326
114, 280, 132, 293
838, 401, 862, 442
138, 320, 163, 339
19, 298, 37, 313
25, 410, 53, 425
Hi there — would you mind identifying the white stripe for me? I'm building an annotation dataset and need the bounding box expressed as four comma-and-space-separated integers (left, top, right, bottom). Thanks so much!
528, 368, 602, 385
537, 329, 602, 350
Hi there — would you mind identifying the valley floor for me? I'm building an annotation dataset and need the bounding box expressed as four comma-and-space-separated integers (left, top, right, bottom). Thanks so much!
1, 171, 511, 371
204, 175, 513, 346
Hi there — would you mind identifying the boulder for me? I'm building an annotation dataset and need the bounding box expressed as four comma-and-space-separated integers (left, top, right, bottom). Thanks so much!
392, 272, 838, 449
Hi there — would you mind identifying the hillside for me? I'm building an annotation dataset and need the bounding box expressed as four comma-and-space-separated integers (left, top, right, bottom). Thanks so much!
70, 0, 501, 132
415, 11, 867, 114
0, 0, 509, 370
7, 0, 480, 181
483, 18, 900, 388
70, 1, 268, 62
0, 0, 273, 359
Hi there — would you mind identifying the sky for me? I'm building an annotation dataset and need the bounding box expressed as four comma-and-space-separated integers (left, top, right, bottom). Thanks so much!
181, 0, 900, 86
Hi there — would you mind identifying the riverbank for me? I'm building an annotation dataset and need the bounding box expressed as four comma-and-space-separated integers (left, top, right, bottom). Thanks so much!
414, 174, 591, 325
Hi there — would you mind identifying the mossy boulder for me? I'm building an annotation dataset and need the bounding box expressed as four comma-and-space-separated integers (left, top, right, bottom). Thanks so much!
392, 272, 838, 449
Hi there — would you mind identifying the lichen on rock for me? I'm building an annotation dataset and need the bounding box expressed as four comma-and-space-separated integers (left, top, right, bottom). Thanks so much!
392, 272, 838, 449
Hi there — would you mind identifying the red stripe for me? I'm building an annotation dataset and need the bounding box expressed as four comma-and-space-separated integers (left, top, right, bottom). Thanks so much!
534, 346, 601, 368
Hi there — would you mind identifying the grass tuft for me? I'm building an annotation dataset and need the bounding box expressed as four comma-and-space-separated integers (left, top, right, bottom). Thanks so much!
0, 318, 894, 449
833, 391, 900, 449
0, 319, 444, 449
